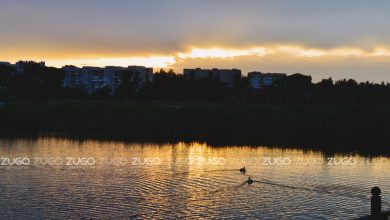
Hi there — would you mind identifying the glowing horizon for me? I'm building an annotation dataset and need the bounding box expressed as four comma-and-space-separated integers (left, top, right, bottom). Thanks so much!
5, 44, 390, 66
2, 0, 390, 82
3, 44, 390, 81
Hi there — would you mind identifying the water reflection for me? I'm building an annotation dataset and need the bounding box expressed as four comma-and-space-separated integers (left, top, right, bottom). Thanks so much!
0, 137, 389, 219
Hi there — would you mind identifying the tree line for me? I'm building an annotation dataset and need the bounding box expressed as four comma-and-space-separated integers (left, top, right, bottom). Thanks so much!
1, 63, 390, 105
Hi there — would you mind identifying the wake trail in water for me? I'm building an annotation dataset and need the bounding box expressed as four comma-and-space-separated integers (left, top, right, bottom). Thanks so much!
128, 168, 241, 179
126, 168, 390, 207
169, 169, 240, 176
211, 177, 390, 206
211, 180, 249, 194
253, 178, 374, 202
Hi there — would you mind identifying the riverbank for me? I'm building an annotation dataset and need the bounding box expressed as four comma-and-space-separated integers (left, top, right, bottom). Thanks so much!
0, 101, 390, 153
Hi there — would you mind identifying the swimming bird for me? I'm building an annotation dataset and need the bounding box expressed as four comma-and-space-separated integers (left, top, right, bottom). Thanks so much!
239, 166, 246, 173
247, 177, 254, 185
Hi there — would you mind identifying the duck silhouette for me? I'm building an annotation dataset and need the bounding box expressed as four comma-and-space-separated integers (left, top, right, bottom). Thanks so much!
247, 177, 254, 185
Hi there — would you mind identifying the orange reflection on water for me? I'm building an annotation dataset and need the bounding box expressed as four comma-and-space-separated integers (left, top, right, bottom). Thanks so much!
0, 137, 389, 219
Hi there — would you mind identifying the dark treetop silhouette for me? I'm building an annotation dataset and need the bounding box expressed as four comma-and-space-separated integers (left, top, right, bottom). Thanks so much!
2, 62, 390, 151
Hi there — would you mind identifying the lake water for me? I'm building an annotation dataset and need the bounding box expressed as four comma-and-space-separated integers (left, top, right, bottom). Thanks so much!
0, 137, 389, 219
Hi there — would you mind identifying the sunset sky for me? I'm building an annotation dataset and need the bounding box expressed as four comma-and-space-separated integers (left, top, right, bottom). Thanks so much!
1, 0, 390, 82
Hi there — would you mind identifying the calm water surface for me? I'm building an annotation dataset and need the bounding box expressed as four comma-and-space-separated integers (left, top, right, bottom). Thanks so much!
0, 138, 389, 219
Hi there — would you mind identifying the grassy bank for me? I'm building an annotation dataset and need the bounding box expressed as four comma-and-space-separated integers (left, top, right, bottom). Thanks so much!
0, 101, 390, 152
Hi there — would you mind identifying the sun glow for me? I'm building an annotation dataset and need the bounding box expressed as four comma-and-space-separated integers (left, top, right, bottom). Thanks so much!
12, 45, 390, 71
177, 45, 390, 60
177, 47, 268, 59
46, 56, 176, 68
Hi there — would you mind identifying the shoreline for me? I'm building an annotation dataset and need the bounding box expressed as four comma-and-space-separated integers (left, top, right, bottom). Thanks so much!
0, 131, 389, 156
0, 100, 390, 155
0, 101, 390, 151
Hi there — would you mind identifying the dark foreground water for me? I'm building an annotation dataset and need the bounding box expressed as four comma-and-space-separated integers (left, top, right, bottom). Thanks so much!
0, 138, 389, 219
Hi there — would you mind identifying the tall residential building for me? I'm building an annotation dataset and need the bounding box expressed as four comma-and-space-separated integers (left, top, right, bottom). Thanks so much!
15, 61, 45, 74
128, 66, 154, 87
248, 72, 287, 89
104, 66, 129, 95
183, 68, 210, 80
62, 66, 82, 88
183, 68, 241, 87
82, 67, 105, 94
62, 65, 153, 95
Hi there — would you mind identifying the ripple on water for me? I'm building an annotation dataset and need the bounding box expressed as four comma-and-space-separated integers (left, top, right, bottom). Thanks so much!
0, 139, 389, 219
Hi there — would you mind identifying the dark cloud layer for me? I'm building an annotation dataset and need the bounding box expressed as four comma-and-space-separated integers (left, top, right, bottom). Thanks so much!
2, 0, 390, 52
1, 0, 390, 81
